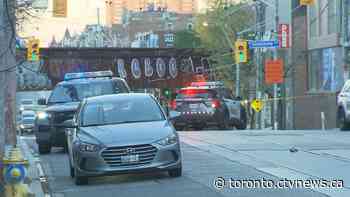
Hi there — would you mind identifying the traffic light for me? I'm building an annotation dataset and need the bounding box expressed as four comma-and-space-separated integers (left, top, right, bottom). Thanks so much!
300, 0, 315, 6
27, 39, 40, 61
163, 88, 171, 99
235, 40, 248, 63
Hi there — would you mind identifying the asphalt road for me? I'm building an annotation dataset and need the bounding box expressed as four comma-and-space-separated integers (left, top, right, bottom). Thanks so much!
21, 129, 345, 197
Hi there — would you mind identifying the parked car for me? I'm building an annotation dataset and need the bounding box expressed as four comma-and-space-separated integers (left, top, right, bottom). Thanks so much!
170, 81, 247, 130
34, 71, 130, 154
19, 110, 36, 134
63, 93, 182, 185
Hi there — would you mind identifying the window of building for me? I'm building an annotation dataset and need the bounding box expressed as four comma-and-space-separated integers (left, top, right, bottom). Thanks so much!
328, 0, 337, 34
53, 0, 67, 17
308, 48, 344, 92
309, 6, 317, 37
167, 23, 174, 31
308, 50, 321, 91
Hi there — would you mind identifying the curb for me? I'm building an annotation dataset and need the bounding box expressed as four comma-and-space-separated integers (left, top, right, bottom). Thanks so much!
19, 137, 51, 197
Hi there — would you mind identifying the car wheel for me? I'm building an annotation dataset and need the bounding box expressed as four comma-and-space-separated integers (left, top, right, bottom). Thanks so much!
74, 167, 88, 185
338, 109, 349, 131
168, 167, 182, 178
38, 143, 51, 154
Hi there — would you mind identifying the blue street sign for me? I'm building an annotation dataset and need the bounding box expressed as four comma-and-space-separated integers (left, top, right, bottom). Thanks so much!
248, 40, 279, 49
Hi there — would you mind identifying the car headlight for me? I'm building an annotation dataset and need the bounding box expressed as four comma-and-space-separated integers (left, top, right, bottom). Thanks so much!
20, 107, 24, 111
156, 133, 178, 146
37, 112, 50, 119
20, 125, 25, 129
79, 142, 100, 152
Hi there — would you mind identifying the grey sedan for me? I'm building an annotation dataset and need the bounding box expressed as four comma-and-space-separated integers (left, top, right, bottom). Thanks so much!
64, 93, 182, 185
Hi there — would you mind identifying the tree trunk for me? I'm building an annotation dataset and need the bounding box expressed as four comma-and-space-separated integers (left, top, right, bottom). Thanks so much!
0, 0, 17, 194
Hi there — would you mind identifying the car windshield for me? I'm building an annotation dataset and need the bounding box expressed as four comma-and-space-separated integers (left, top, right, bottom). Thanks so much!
82, 96, 165, 127
176, 89, 216, 99
48, 81, 115, 104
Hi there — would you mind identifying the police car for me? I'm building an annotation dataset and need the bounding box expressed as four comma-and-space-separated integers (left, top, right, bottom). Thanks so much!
34, 71, 130, 154
170, 81, 247, 130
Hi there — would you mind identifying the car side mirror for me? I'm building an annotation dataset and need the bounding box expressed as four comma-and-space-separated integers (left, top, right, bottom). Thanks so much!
37, 98, 47, 105
62, 119, 77, 128
168, 111, 181, 120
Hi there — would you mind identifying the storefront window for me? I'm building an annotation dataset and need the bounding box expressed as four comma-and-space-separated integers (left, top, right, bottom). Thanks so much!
308, 48, 344, 92
308, 50, 321, 91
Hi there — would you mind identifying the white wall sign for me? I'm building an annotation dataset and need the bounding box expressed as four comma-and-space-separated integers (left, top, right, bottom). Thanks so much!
144, 57, 153, 77
131, 58, 141, 79
169, 57, 177, 78
156, 58, 166, 78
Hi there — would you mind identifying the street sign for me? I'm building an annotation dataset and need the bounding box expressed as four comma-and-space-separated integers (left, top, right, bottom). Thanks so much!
265, 59, 284, 85
251, 99, 264, 113
278, 24, 290, 48
248, 40, 279, 49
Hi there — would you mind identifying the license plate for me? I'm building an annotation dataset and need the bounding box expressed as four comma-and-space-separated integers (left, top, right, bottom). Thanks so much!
121, 155, 139, 163
189, 104, 199, 109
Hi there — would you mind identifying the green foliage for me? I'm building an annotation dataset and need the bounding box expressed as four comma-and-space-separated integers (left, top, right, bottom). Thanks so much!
174, 30, 201, 48
193, 0, 256, 95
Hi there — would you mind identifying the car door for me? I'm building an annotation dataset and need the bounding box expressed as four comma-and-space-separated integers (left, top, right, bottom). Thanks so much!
67, 103, 83, 164
222, 89, 241, 120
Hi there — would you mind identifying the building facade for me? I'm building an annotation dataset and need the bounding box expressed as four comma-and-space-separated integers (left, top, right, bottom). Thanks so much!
290, 0, 347, 129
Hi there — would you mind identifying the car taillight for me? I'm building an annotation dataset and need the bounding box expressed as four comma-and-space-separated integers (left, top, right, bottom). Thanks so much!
211, 99, 221, 108
169, 100, 177, 110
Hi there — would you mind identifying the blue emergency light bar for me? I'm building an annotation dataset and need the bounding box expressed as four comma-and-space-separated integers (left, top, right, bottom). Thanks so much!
190, 81, 224, 87
64, 71, 113, 81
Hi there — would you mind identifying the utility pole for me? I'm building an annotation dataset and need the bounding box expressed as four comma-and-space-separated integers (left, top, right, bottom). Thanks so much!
0, 0, 17, 189
273, 0, 279, 130
255, 2, 266, 129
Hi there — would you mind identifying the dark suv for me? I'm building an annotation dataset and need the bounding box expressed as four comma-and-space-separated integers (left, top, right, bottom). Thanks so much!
170, 81, 247, 130
34, 71, 130, 154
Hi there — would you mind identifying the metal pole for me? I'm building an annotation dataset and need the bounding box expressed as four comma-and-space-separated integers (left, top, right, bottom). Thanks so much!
273, 0, 279, 130
236, 63, 240, 97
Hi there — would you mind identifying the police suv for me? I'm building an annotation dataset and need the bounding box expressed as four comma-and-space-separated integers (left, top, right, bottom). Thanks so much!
170, 81, 247, 130
34, 71, 130, 154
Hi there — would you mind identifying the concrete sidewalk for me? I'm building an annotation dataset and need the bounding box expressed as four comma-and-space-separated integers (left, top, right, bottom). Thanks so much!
19, 137, 48, 197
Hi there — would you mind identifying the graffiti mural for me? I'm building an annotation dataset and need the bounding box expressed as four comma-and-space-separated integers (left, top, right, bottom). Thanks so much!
35, 48, 210, 88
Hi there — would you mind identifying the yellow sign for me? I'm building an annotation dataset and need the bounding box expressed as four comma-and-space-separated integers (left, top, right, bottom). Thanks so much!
251, 99, 264, 112
300, 0, 315, 6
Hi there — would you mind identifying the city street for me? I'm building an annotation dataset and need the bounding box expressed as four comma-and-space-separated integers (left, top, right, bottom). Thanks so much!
21, 129, 350, 197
